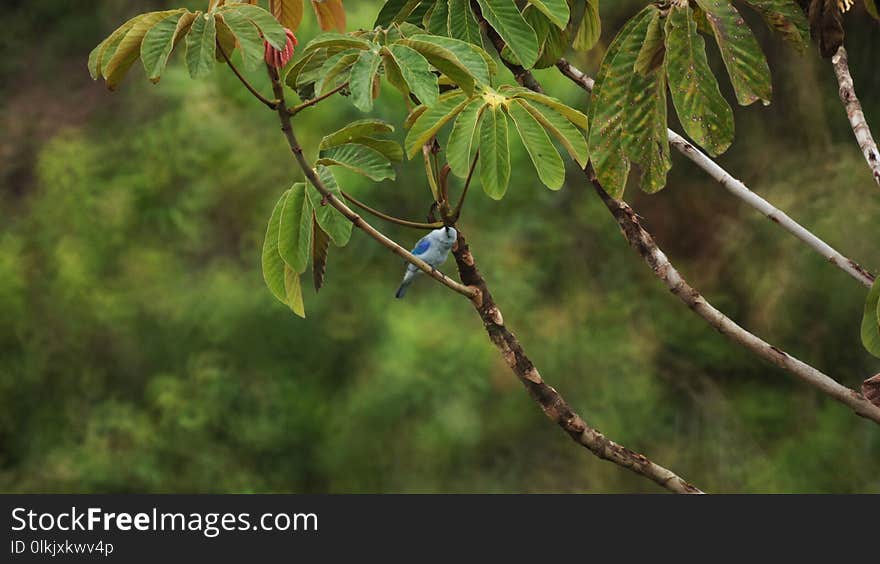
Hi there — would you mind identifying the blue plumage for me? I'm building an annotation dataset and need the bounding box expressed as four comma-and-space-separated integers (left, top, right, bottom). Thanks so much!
395, 227, 458, 299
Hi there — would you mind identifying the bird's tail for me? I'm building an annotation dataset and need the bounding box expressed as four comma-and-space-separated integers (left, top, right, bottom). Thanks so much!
395, 271, 416, 299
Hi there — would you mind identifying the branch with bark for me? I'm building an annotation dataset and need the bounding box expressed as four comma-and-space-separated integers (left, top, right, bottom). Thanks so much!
556, 59, 875, 289
259, 64, 701, 493
831, 46, 880, 188
480, 28, 880, 424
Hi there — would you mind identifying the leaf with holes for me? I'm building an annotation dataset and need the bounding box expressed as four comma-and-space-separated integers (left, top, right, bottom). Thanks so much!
507, 100, 565, 190
475, 0, 539, 68
317, 144, 397, 181
479, 104, 511, 199
665, 4, 734, 156
695, 0, 772, 106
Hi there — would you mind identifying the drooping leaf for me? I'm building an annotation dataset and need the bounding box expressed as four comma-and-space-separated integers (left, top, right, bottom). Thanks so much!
375, 0, 423, 27
405, 91, 472, 158
526, 0, 570, 29
525, 6, 566, 68
861, 277, 880, 358
479, 104, 511, 199
271, 0, 305, 31
309, 166, 354, 247
516, 98, 588, 167
448, 0, 484, 47
401, 34, 492, 93
349, 49, 382, 112
475, 0, 540, 68
102, 10, 184, 89
634, 7, 665, 76
622, 55, 671, 194
573, 0, 601, 51
219, 9, 265, 70
505, 87, 588, 129
320, 119, 396, 149
427, 0, 450, 34
285, 48, 326, 89
665, 4, 734, 156
221, 3, 288, 49
90, 15, 141, 80
312, 215, 331, 292
279, 183, 314, 274
446, 97, 487, 177
587, 7, 653, 197
185, 12, 218, 79
317, 144, 397, 181
262, 189, 291, 304
215, 14, 238, 62
808, 0, 845, 58
695, 0, 772, 106
141, 11, 197, 83
311, 0, 347, 32
742, 0, 810, 52
507, 100, 565, 190
386, 44, 440, 105
284, 266, 306, 318
314, 48, 360, 94
351, 137, 404, 162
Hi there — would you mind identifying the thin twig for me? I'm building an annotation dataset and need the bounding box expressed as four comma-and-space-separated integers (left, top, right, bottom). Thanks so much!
217, 41, 278, 110
289, 82, 349, 115
340, 190, 444, 230
451, 150, 480, 223
264, 64, 477, 299
484, 32, 880, 424
556, 58, 875, 289
831, 46, 880, 187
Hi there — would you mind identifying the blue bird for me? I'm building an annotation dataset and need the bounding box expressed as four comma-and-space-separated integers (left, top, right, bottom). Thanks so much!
395, 226, 458, 298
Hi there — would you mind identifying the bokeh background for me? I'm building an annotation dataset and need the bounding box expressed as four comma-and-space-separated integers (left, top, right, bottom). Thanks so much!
2, 0, 879, 493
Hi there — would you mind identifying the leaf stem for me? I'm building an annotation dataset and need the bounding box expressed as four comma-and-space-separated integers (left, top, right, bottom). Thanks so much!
289, 82, 349, 115
217, 41, 279, 110
340, 191, 444, 230
450, 150, 479, 223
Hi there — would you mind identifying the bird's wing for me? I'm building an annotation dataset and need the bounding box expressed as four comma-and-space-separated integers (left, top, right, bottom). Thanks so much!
412, 236, 432, 256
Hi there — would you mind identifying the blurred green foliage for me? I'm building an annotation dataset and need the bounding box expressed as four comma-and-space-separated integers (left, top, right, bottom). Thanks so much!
2, 0, 880, 493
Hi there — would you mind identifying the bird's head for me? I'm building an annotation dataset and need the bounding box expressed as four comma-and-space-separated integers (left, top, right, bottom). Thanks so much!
440, 226, 457, 245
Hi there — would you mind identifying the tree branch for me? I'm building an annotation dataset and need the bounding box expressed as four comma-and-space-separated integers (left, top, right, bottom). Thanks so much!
217, 42, 279, 110
289, 82, 348, 115
339, 190, 444, 230
484, 39, 880, 423
556, 59, 875, 289
831, 46, 880, 187
264, 65, 477, 300
453, 231, 702, 493
450, 150, 480, 223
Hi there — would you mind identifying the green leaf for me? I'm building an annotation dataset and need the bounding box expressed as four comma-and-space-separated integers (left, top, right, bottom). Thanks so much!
302, 32, 372, 55
526, 0, 570, 29
215, 15, 238, 62
312, 216, 331, 293
351, 137, 405, 162
285, 49, 326, 90
524, 6, 565, 69
279, 183, 314, 274
219, 9, 265, 71
507, 100, 565, 190
573, 0, 601, 51
665, 4, 734, 157
405, 91, 471, 158
866, 0, 880, 21
742, 0, 810, 52
634, 7, 665, 75
320, 119, 396, 150
475, 0, 540, 68
315, 48, 360, 95
587, 7, 654, 198
622, 56, 671, 194
220, 4, 287, 50
516, 98, 588, 167
505, 87, 588, 129
479, 104, 511, 199
309, 166, 354, 247
103, 10, 184, 89
185, 12, 217, 79
317, 144, 397, 181
349, 49, 382, 112
141, 11, 196, 83
90, 15, 141, 80
695, 0, 772, 106
375, 0, 423, 27
386, 44, 440, 106
861, 277, 880, 358
284, 266, 306, 318
446, 97, 487, 177
448, 0, 484, 47
262, 189, 291, 304
427, 0, 450, 34
400, 34, 492, 93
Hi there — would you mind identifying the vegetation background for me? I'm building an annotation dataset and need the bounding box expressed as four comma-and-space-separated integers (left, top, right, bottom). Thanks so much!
2, 0, 879, 493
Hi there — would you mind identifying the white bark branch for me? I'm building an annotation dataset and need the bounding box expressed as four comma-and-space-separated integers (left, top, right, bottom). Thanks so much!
831, 46, 880, 188
555, 59, 876, 289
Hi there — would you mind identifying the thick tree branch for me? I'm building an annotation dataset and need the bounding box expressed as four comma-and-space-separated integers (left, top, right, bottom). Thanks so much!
487, 44, 880, 423
556, 59, 875, 289
453, 231, 702, 493
265, 65, 477, 300
831, 46, 880, 187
